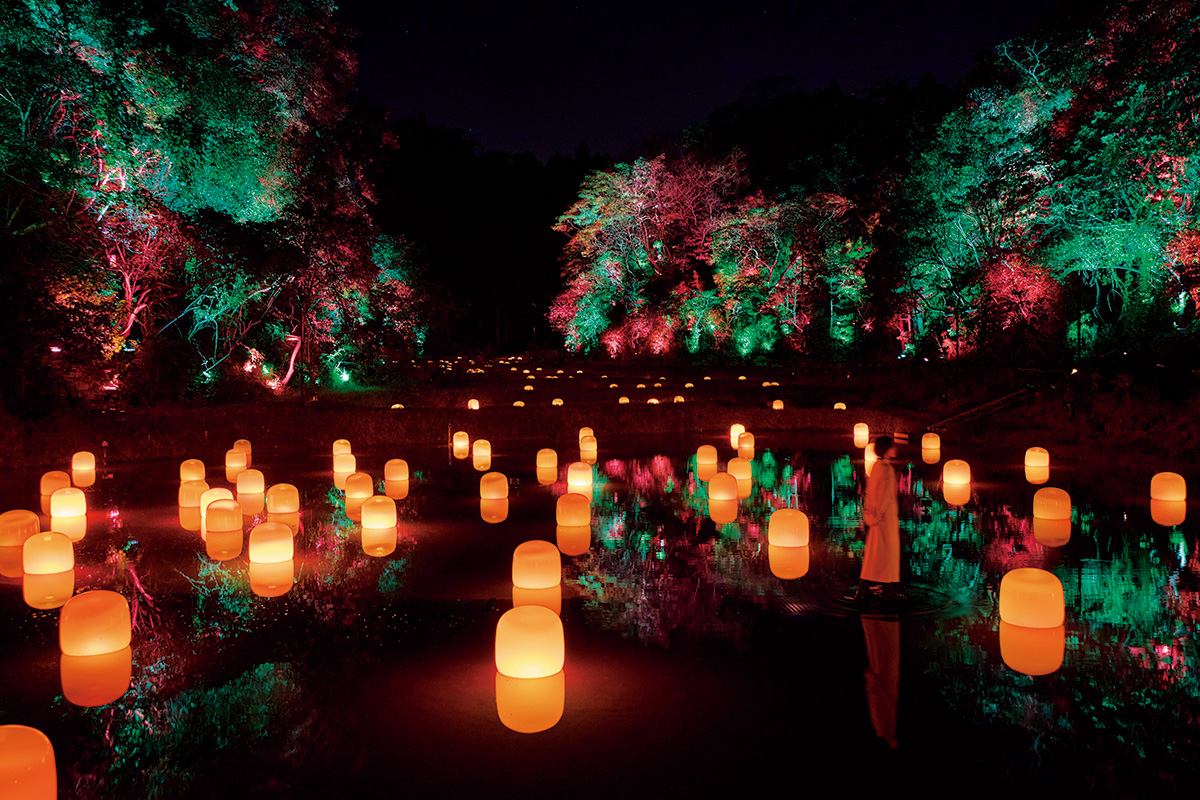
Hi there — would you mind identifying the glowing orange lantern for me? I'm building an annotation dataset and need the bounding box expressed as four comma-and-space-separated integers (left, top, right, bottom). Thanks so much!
0, 725, 56, 798
728, 457, 752, 498
205, 528, 243, 561
452, 431, 470, 459
566, 462, 593, 496
362, 524, 398, 557
179, 458, 205, 482
684, 382, 694, 388
232, 438, 252, 466
513, 401, 525, 407
61, 645, 132, 707
468, 398, 480, 410
59, 590, 130, 656
473, 439, 492, 471
496, 671, 564, 734
1151, 472, 1187, 502
236, 469, 265, 495
40, 471, 71, 497
536, 465, 557, 487
737, 432, 755, 459
206, 496, 242, 532
729, 423, 746, 450
178, 480, 209, 508
248, 522, 293, 563
555, 525, 590, 556
224, 448, 247, 482
480, 472, 509, 499
697, 445, 718, 466
768, 508, 809, 547
1033, 487, 1071, 520
618, 396, 629, 404
249, 560, 295, 597
263, 484, 298, 515
772, 399, 784, 410
524, 385, 535, 392
361, 496, 397, 529
580, 434, 598, 455
551, 398, 564, 406
480, 498, 509, 524
943, 459, 971, 484
49, 487, 85, 518
23, 531, 73, 575
495, 606, 564, 679
384, 459, 409, 481
23, 569, 74, 610
0, 545, 22, 578
999, 568, 1064, 629
709, 472, 738, 502
71, 451, 95, 471
556, 494, 590, 527
921, 432, 940, 450
333, 452, 356, 476
1025, 446, 1049, 468
769, 544, 810, 580
674, 395, 685, 404
853, 423, 869, 448
834, 402, 846, 410
0, 509, 39, 547
344, 472, 374, 518
200, 488, 234, 521
332, 439, 352, 456
536, 449, 557, 470
513, 540, 561, 590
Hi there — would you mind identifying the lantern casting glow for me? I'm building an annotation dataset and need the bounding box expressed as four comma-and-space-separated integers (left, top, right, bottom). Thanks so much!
769, 544, 810, 580
23, 569, 74, 610
179, 458, 205, 482
943, 459, 971, 484
1151, 472, 1187, 502
473, 439, 492, 471
71, 451, 95, 471
480, 472, 509, 499
23, 532, 73, 575
1033, 487, 1071, 520
250, 560, 295, 596
566, 462, 593, 495
384, 459, 409, 482
0, 509, 39, 547
224, 448, 247, 481
236, 469, 265, 495
556, 525, 590, 556
0, 725, 56, 799
708, 472, 738, 502
772, 399, 784, 410
452, 431, 470, 459
556, 493, 590, 527
468, 398, 480, 410
512, 540, 561, 590
361, 496, 397, 529
60, 590, 130, 656
853, 423, 869, 448
248, 522, 294, 563
495, 606, 564, 679
265, 483, 300, 514
737, 432, 755, 459
61, 646, 132, 707
999, 621, 1064, 676
1025, 447, 1049, 468
496, 670, 564, 734
768, 508, 809, 547
232, 438, 252, 466
332, 439, 352, 455
50, 487, 85, 518
40, 471, 71, 497
921, 432, 940, 450
999, 568, 1065, 629
729, 423, 746, 450
536, 449, 557, 470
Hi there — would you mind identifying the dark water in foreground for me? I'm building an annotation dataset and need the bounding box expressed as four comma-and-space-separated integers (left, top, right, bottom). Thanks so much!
1, 432, 1197, 798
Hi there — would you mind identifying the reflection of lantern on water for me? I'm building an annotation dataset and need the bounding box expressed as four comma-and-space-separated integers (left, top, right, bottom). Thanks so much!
0, 725, 56, 799
468, 398, 480, 410
248, 522, 294, 563
524, 385, 535, 392
555, 525, 590, 556
333, 453, 356, 489
536, 465, 557, 487
0, 509, 39, 547
768, 508, 809, 547
999, 568, 1064, 628
566, 462, 593, 496
240, 492, 265, 516
232, 438, 252, 466
224, 448, 247, 482
206, 528, 243, 561
344, 472, 374, 519
853, 423, 869, 448
249, 560, 295, 597
384, 459, 409, 481
61, 646, 132, 707
236, 469, 265, 495
205, 500, 243, 560
361, 525, 398, 557
708, 498, 738, 525
1032, 487, 1071, 546
1151, 499, 1187, 527
60, 590, 130, 656
578, 427, 594, 443
179, 480, 209, 508
922, 448, 941, 465
696, 445, 719, 482
71, 451, 95, 471
71, 468, 95, 489
512, 540, 562, 614
999, 621, 1064, 676
496, 670, 564, 734
943, 482, 971, 506
40, 471, 71, 497
472, 439, 492, 471
728, 457, 753, 498
265, 483, 300, 514
864, 443, 878, 477
772, 399, 784, 410
23, 569, 74, 610
769, 544, 810, 579
536, 449, 557, 470
579, 435, 598, 464
737, 432, 755, 459
729, 424, 746, 450
452, 431, 470, 459
556, 493, 590, 527
480, 498, 509, 524
1151, 472, 1187, 502
178, 506, 201, 532
495, 606, 564, 679
24, 532, 73, 575
480, 472, 509, 499
383, 477, 410, 500
179, 458, 205, 483
332, 439, 352, 456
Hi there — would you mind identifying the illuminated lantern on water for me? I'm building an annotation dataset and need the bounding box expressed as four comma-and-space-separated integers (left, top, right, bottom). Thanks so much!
0, 509, 39, 547
566, 462, 593, 496
232, 438, 252, 467
646, 398, 660, 405
696, 445, 718, 482
513, 540, 561, 590
495, 606, 564, 679
769, 544, 810, 580
384, 459, 409, 482
1151, 499, 1187, 527
248, 522, 293, 563
729, 424, 746, 450
618, 396, 629, 404
265, 484, 300, 514
772, 399, 784, 410
361, 524, 398, 557
206, 498, 242, 533
536, 465, 557, 487
556, 525, 590, 556
481, 498, 509, 524
40, 471, 71, 497
0, 724, 56, 798
250, 560, 295, 597
71, 451, 95, 471
206, 528, 243, 561
344, 472, 374, 518
636, 383, 646, 389
1151, 472, 1187, 502
72, 468, 95, 489
513, 401, 525, 407
60, 590, 130, 656
943, 460, 971, 484
178, 480, 209, 508
361, 496, 397, 529
179, 458, 205, 483
685, 382, 694, 389
999, 621, 1064, 676
23, 569, 74, 610
1024, 447, 1050, 484
737, 432, 755, 460
473, 440, 492, 471
236, 469, 265, 495
524, 385, 535, 392
23, 532, 73, 575
536, 449, 557, 470
200, 488, 234, 526
580, 435, 598, 464
61, 645, 132, 707
943, 482, 971, 506
999, 568, 1064, 628
551, 398, 564, 406
728, 457, 753, 498
480, 472, 509, 499
332, 439, 352, 456
452, 431, 470, 459
224, 448, 247, 482
49, 488, 86, 542
496, 670, 564, 734
768, 509, 809, 547
675, 395, 685, 404
853, 423, 869, 449
556, 493, 590, 527
709, 472, 738, 502
833, 402, 846, 411
468, 398, 480, 410
921, 432, 940, 450
1032, 487, 1072, 547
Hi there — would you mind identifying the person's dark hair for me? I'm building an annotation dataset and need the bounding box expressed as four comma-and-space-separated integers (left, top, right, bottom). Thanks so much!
874, 435, 894, 456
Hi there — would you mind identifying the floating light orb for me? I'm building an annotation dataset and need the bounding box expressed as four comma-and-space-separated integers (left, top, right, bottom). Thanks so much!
22, 569, 74, 610
224, 448, 247, 482
473, 439, 492, 471
697, 445, 718, 467
833, 402, 846, 410
1151, 499, 1186, 527
524, 385, 534, 391
361, 496, 397, 529
40, 471, 71, 497
391, 403, 404, 410
179, 458, 205, 483
0, 509, 39, 547
239, 492, 265, 516
332, 439, 352, 456
1033, 487, 1071, 520
236, 469, 265, 495
0, 725, 56, 799
71, 451, 95, 471
344, 472, 374, 517
729, 424, 746, 450
361, 526, 397, 557
495, 606, 564, 679
674, 395, 685, 403
636, 383, 646, 389
383, 459, 409, 482
579, 435, 598, 464
685, 382, 694, 388
480, 498, 509, 524
333, 452, 356, 476
769, 544, 810, 580
737, 432, 755, 460
646, 398, 659, 405
999, 568, 1064, 628
1025, 447, 1049, 468
703, 376, 711, 381
556, 494, 590, 527
61, 646, 132, 707
49, 487, 85, 518
555, 525, 590, 556
513, 401, 525, 407
59, 590, 130, 656
249, 560, 294, 596
232, 438, 252, 466
618, 396, 629, 404
480, 472, 509, 500
1033, 516, 1071, 547
1025, 465, 1049, 485
205, 498, 242, 536
768, 508, 809, 547
248, 522, 293, 563
199, 489, 234, 533
566, 462, 593, 495
609, 383, 618, 389
468, 398, 480, 410
495, 670, 564, 734
853, 423, 869, 448
452, 431, 470, 459
384, 476, 411, 500
551, 398, 564, 406
513, 540, 561, 591
708, 472, 738, 502
921, 432, 940, 450
536, 449, 557, 470
178, 506, 201, 532
772, 399, 784, 410
265, 483, 299, 514
943, 459, 971, 484
1151, 472, 1187, 502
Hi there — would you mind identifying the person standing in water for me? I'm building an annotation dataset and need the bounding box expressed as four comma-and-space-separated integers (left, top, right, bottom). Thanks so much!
859, 434, 900, 603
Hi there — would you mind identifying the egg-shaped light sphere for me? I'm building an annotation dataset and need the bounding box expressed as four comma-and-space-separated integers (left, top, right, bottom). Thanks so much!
708, 498, 739, 525
646, 398, 660, 405
265, 483, 300, 514
232, 438, 252, 466
618, 396, 630, 404
999, 568, 1065, 629
674, 395, 686, 404
71, 451, 95, 471
248, 522, 294, 563
344, 472, 374, 500
23, 532, 73, 575
205, 498, 242, 533
579, 434, 598, 452
513, 401, 526, 407
60, 646, 132, 706
696, 445, 718, 467
1025, 447, 1050, 469
249, 560, 295, 597
480, 472, 509, 500
512, 540, 561, 590
737, 432, 755, 460
224, 448, 247, 478
59, 590, 130, 656
361, 496, 397, 529
833, 402, 847, 411
0, 509, 39, 547
708, 472, 738, 502
943, 459, 971, 485
729, 424, 746, 450
728, 457, 752, 483
578, 427, 594, 442
921, 432, 940, 450
452, 431, 470, 459
1151, 472, 1187, 502
495, 606, 564, 679
179, 458, 205, 483
480, 498, 509, 524
566, 462, 593, 492
199, 488, 234, 521
468, 398, 480, 410
1033, 487, 1072, 520
333, 452, 356, 475
772, 399, 784, 410
853, 423, 869, 448
49, 487, 86, 518
0, 725, 56, 799
684, 382, 694, 389
536, 449, 557, 470
22, 569, 74, 610
943, 482, 972, 506
178, 480, 210, 508
556, 493, 590, 527
236, 469, 265, 495
332, 439, 352, 455
384, 459, 409, 482
1151, 499, 1187, 527
40, 471, 71, 497
768, 508, 810, 547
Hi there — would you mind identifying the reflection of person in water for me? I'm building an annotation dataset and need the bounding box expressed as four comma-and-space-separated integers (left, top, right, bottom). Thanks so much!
862, 615, 900, 749
859, 435, 900, 603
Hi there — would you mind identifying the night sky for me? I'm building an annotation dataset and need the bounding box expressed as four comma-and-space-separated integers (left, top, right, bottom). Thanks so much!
341, 0, 1063, 160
